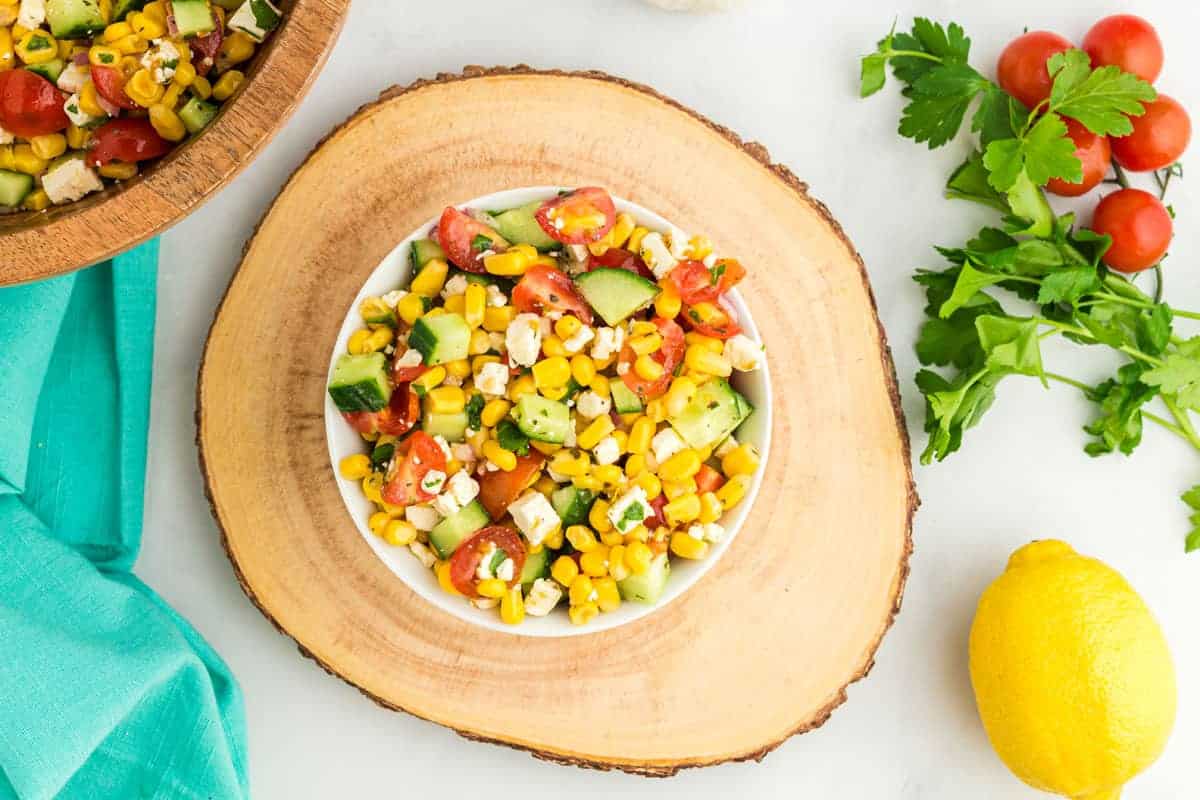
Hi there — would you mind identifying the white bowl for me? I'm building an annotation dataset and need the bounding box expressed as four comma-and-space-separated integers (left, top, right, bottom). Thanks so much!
325, 187, 772, 637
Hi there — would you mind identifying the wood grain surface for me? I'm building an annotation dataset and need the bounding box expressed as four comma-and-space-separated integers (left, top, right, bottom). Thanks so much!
0, 0, 350, 286
197, 66, 917, 775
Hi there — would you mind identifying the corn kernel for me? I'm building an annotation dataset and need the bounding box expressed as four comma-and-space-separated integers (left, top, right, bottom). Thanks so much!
476, 578, 508, 599
569, 602, 599, 626
445, 359, 471, 380
464, 282, 486, 328
686, 235, 713, 260
481, 399, 510, 427
670, 532, 710, 560
500, 585, 525, 625
88, 43, 121, 66
160, 81, 183, 109
572, 474, 603, 492
427, 385, 466, 414
368, 510, 390, 537
589, 374, 610, 399
507, 374, 536, 402
339, 453, 372, 480
218, 32, 255, 67
361, 473, 384, 504
626, 226, 649, 255
722, 443, 760, 477
716, 474, 751, 508
655, 278, 682, 319
600, 529, 624, 547
103, 160, 142, 180
629, 333, 663, 356
611, 430, 628, 454
685, 344, 732, 377
566, 525, 598, 553
662, 479, 697, 501
532, 356, 571, 389
544, 527, 564, 550
410, 258, 448, 296
541, 384, 569, 402
21, 188, 49, 211
568, 575, 595, 606
436, 561, 460, 595
16, 30, 58, 64
664, 493, 701, 526
659, 449, 701, 482
564, 355, 593, 388
66, 124, 91, 150
627, 417, 655, 455
481, 440, 516, 471
624, 540, 654, 574
172, 59, 196, 88
592, 464, 623, 486
698, 492, 723, 524
468, 328, 492, 356
540, 334, 567, 358
483, 249, 532, 276
685, 332, 725, 353
577, 416, 614, 451
412, 367, 446, 393
382, 519, 417, 546
10, 144, 45, 175
635, 472, 662, 500
113, 34, 147, 55
624, 453, 647, 478
0, 28, 12, 71
554, 315, 582, 340
594, 576, 621, 612
125, 68, 163, 107
588, 499, 612, 533
579, 546, 609, 578
483, 305, 515, 332
129, 11, 166, 39
549, 556, 578, 588
212, 69, 245, 101
29, 133, 66, 161
472, 354, 501, 375
395, 293, 426, 325
645, 398, 667, 423
530, 440, 561, 456
191, 75, 212, 100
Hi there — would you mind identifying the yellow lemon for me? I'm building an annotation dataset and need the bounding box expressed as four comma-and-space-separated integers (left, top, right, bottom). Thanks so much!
969, 540, 1176, 800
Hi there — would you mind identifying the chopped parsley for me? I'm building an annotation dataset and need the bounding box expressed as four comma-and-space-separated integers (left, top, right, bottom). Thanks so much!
619, 502, 645, 528
27, 36, 52, 52
496, 419, 530, 456
471, 234, 493, 252
708, 262, 726, 286
465, 393, 485, 430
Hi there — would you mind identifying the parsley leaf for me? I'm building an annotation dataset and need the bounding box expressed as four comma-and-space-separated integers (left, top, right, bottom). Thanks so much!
983, 113, 1080, 191
900, 63, 992, 148
891, 18, 971, 84
1084, 364, 1158, 456
1183, 486, 1200, 552
496, 419, 530, 456
1037, 267, 1100, 305
1141, 339, 1200, 411
945, 152, 1009, 211
1047, 50, 1157, 136
938, 262, 1009, 318
471, 234, 493, 253
465, 393, 485, 431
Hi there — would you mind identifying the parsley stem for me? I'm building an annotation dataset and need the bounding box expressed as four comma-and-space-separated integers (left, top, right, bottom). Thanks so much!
1044, 372, 1197, 445
1162, 396, 1200, 451
1036, 318, 1165, 366
1093, 283, 1200, 321
883, 48, 943, 64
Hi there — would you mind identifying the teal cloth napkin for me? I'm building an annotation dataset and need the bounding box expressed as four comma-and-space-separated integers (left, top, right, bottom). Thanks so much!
0, 244, 249, 800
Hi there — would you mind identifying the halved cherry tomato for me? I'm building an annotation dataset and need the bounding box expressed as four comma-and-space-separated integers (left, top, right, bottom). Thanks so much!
190, 26, 224, 75
392, 363, 428, 383
1089, 188, 1173, 274
996, 30, 1073, 110
1082, 14, 1163, 84
87, 118, 171, 167
511, 264, 594, 325
341, 382, 420, 437
382, 429, 446, 506
646, 495, 667, 529
535, 187, 617, 245
437, 206, 509, 273
477, 452, 545, 521
1110, 95, 1191, 172
0, 69, 69, 138
587, 247, 655, 280
90, 65, 139, 111
694, 464, 726, 495
669, 258, 746, 306
449, 527, 527, 597
619, 316, 685, 401
1046, 118, 1112, 197
682, 296, 742, 340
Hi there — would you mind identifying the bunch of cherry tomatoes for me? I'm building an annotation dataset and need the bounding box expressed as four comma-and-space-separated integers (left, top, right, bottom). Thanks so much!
996, 15, 1190, 274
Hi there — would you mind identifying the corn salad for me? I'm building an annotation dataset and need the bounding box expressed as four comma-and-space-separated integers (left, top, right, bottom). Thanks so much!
328, 187, 766, 626
0, 0, 282, 211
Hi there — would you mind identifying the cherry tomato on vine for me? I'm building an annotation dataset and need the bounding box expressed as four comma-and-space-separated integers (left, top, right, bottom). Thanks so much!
1089, 188, 1173, 274
1110, 95, 1191, 172
1046, 118, 1112, 197
1082, 14, 1163, 84
996, 31, 1073, 110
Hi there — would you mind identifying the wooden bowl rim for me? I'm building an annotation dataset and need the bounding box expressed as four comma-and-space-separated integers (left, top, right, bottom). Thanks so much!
0, 0, 351, 286
196, 65, 919, 775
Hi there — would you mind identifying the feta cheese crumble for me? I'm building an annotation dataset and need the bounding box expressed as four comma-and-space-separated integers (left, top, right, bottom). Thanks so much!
724, 333, 764, 372
41, 158, 103, 206
608, 486, 652, 534
445, 470, 480, 506
404, 504, 439, 531
441, 274, 468, 298
591, 327, 624, 361
574, 390, 611, 420
507, 490, 561, 546
476, 361, 510, 397
593, 436, 621, 466
17, 0, 45, 30
651, 428, 685, 464
420, 469, 447, 496
408, 541, 437, 568
562, 325, 595, 354
638, 232, 679, 279
506, 313, 543, 367
523, 578, 563, 617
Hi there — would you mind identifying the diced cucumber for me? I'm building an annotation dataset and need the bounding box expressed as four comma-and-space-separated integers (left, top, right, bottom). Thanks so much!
423, 410, 469, 442
667, 378, 753, 450
0, 169, 35, 208
490, 200, 558, 251
609, 380, 643, 414
520, 547, 551, 588
327, 353, 391, 413
512, 394, 570, 444
574, 267, 661, 326
550, 486, 595, 527
170, 0, 217, 37
25, 59, 65, 83
429, 500, 490, 559
410, 238, 445, 271
618, 553, 670, 604
112, 0, 147, 20
409, 313, 470, 364
359, 296, 397, 326
179, 97, 219, 135
46, 0, 107, 38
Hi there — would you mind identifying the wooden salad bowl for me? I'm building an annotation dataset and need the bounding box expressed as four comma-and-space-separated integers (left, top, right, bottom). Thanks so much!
198, 66, 918, 775
0, 0, 350, 286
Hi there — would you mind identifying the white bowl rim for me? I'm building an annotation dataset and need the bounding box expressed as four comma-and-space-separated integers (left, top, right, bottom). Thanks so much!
324, 187, 772, 638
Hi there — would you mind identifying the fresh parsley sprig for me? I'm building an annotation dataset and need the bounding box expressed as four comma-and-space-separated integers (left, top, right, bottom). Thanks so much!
862, 18, 1200, 552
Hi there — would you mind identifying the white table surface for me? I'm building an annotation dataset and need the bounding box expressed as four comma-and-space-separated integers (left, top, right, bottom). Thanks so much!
140, 1, 1199, 796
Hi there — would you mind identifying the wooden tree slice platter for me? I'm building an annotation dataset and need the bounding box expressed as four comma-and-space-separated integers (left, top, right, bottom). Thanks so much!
198, 67, 917, 775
